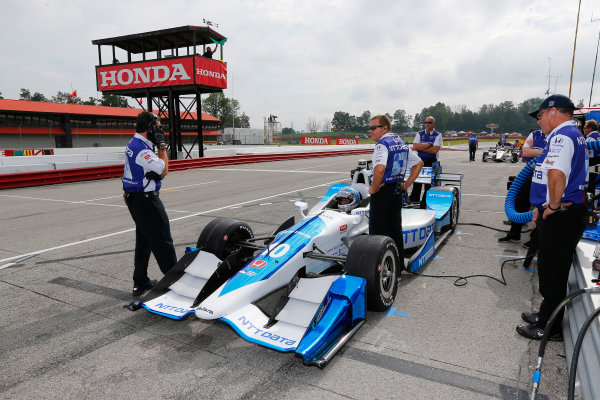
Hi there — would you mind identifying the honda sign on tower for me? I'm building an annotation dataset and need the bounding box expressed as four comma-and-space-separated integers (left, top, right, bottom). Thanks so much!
96, 56, 227, 91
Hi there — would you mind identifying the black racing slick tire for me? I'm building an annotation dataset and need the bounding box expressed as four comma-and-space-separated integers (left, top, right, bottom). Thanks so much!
196, 218, 254, 260
511, 153, 519, 163
482, 153, 487, 162
346, 235, 400, 312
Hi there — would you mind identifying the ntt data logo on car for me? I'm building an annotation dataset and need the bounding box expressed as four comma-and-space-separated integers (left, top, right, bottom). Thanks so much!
301, 136, 331, 145
237, 315, 296, 346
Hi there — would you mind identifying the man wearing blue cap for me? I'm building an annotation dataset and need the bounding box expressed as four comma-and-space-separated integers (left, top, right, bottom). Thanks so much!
516, 95, 588, 341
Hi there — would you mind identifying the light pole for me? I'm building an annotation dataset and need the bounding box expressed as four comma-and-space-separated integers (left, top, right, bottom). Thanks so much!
590, 15, 600, 107
568, 0, 582, 98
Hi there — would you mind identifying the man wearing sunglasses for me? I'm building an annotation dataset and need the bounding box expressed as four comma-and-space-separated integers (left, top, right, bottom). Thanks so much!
368, 115, 423, 263
409, 116, 443, 208
516, 94, 588, 342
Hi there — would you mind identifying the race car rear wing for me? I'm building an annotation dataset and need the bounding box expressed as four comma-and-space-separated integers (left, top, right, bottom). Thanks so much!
405, 165, 463, 187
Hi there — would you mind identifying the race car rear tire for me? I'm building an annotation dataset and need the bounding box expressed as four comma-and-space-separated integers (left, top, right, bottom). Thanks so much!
482, 153, 487, 162
511, 153, 519, 163
346, 235, 400, 312
197, 218, 254, 260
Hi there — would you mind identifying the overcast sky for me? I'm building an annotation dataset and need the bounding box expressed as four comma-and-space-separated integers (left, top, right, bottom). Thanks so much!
1, 0, 599, 130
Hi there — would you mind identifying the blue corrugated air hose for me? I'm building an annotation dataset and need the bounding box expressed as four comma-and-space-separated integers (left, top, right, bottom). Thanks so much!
504, 157, 539, 223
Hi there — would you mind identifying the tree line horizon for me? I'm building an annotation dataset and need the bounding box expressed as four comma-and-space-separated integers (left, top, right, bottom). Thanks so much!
294, 97, 590, 135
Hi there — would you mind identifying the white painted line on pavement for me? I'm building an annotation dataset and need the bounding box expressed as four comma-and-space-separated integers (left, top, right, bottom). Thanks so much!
0, 178, 347, 265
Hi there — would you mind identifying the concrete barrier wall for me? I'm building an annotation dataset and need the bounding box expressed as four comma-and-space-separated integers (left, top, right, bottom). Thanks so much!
0, 145, 374, 174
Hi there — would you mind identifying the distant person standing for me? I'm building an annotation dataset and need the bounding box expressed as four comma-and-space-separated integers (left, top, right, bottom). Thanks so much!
499, 134, 508, 146
409, 116, 442, 208
584, 119, 600, 166
468, 133, 478, 161
202, 44, 217, 59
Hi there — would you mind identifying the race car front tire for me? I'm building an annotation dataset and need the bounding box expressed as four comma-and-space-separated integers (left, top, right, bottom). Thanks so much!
482, 153, 487, 162
197, 218, 254, 260
346, 235, 400, 312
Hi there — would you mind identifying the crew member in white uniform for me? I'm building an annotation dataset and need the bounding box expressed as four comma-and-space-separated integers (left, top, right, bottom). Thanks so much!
516, 95, 588, 341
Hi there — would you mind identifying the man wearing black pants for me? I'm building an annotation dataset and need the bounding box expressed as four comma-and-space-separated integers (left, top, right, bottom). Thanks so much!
368, 115, 423, 261
468, 133, 478, 161
516, 95, 588, 341
409, 116, 442, 208
123, 111, 177, 297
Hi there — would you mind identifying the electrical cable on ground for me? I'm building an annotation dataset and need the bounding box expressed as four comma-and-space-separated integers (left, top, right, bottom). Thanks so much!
410, 256, 530, 287
458, 222, 532, 234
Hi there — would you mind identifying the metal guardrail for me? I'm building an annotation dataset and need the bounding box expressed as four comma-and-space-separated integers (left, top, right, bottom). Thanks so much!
564, 243, 600, 400
0, 149, 372, 189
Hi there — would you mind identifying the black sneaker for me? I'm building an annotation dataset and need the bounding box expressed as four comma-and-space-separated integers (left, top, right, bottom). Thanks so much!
498, 235, 520, 243
522, 240, 531, 249
133, 279, 157, 297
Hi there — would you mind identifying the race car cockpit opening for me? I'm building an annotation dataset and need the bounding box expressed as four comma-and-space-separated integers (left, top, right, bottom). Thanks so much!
334, 187, 361, 213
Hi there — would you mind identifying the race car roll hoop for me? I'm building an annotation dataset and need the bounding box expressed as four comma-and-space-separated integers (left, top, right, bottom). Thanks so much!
127, 162, 462, 368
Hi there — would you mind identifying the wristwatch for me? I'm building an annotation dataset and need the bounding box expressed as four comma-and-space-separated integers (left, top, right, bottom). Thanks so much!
428, 143, 433, 148
158, 143, 167, 151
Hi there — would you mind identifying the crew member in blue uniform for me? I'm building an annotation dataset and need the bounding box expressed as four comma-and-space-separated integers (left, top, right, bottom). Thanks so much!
516, 95, 588, 341
500, 129, 547, 244
123, 111, 177, 297
499, 134, 507, 146
409, 116, 442, 208
369, 114, 423, 266
584, 119, 600, 166
468, 133, 478, 161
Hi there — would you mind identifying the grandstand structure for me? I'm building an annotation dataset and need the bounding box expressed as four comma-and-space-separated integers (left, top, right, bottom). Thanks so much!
0, 99, 220, 150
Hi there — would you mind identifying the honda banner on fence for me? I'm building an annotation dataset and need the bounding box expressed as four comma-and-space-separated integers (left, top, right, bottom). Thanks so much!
301, 137, 359, 145
96, 56, 227, 91
301, 136, 331, 145
336, 138, 359, 145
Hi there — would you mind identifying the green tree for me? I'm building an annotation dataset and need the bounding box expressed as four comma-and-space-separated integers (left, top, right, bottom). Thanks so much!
332, 111, 351, 131
202, 93, 246, 128
282, 127, 295, 134
83, 97, 99, 106
100, 93, 130, 108
357, 110, 372, 132
51, 91, 83, 104
235, 112, 250, 128
392, 109, 411, 133
0, 92, 4, 99
20, 88, 48, 102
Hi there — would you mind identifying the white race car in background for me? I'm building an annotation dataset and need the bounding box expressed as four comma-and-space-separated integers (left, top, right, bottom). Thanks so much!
482, 144, 520, 163
130, 161, 462, 368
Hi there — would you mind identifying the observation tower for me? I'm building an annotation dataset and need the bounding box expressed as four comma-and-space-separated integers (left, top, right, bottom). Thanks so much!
92, 25, 228, 158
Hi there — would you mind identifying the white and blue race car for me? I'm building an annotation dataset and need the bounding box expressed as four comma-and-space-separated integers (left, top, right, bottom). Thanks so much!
130, 162, 462, 368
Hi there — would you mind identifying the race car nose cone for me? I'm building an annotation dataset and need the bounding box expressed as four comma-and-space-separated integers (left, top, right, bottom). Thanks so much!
195, 305, 218, 320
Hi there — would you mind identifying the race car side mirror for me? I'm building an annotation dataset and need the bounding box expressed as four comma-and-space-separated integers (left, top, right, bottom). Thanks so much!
295, 201, 308, 218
